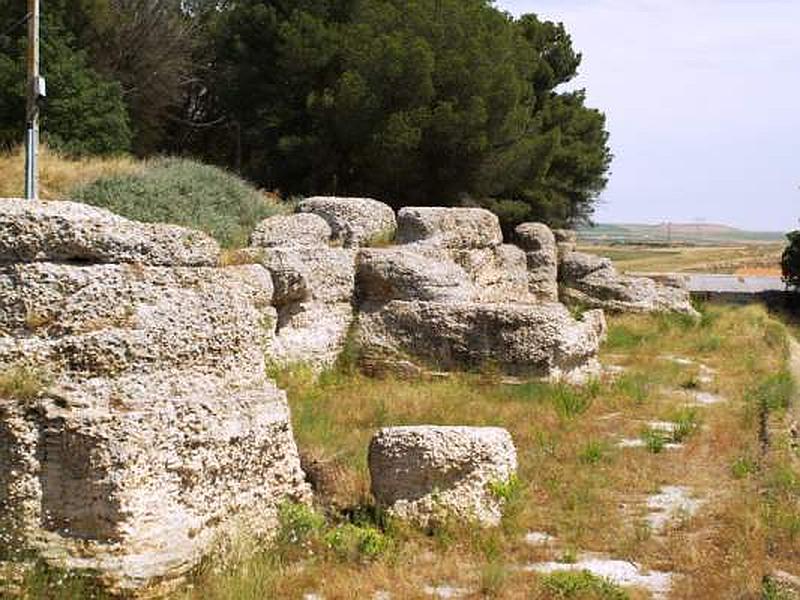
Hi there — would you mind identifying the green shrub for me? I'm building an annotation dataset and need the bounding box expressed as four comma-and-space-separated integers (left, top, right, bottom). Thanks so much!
669, 407, 700, 443
751, 371, 795, 413
276, 502, 325, 547
71, 158, 287, 248
540, 569, 629, 599
578, 440, 608, 465
782, 230, 800, 288
324, 523, 389, 560
642, 428, 666, 454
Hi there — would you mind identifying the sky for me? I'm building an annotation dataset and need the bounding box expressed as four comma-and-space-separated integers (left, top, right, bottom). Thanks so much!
496, 0, 799, 231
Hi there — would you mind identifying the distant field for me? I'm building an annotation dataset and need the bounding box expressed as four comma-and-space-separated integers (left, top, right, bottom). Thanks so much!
579, 243, 785, 275
579, 222, 786, 245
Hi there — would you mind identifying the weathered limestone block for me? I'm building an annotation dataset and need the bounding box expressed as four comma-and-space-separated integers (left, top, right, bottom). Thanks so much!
356, 300, 606, 378
559, 251, 613, 281
559, 251, 699, 317
0, 263, 276, 376
396, 207, 503, 249
269, 302, 354, 370
0, 370, 309, 592
245, 246, 357, 370
356, 247, 476, 303
514, 222, 558, 302
0, 199, 310, 593
450, 245, 531, 303
369, 426, 517, 527
553, 228, 577, 260
297, 196, 396, 247
250, 213, 332, 248
0, 199, 220, 266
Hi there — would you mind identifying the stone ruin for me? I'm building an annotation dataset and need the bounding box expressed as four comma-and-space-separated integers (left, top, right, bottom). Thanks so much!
0, 196, 696, 593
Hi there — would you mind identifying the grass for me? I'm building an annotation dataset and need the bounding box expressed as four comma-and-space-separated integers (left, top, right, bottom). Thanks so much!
0, 364, 48, 402
0, 145, 140, 199
7, 304, 799, 599
540, 570, 630, 599
577, 243, 784, 275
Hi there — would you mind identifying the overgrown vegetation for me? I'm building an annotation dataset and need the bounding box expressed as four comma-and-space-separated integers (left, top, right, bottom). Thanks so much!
70, 158, 286, 247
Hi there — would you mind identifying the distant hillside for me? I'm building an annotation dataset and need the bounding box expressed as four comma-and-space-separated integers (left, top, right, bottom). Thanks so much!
578, 222, 785, 245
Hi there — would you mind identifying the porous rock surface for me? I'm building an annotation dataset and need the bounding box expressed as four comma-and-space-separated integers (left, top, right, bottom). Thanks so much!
369, 426, 517, 526
0, 200, 309, 593
0, 198, 220, 266
553, 228, 577, 260
356, 247, 476, 303
396, 206, 503, 249
356, 208, 604, 378
357, 300, 606, 378
559, 251, 699, 317
247, 217, 357, 370
297, 196, 397, 247
514, 223, 558, 302
250, 212, 332, 248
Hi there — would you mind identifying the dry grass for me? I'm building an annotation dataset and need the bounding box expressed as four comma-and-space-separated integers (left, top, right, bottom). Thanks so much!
173, 304, 794, 599
0, 145, 140, 200
579, 243, 784, 275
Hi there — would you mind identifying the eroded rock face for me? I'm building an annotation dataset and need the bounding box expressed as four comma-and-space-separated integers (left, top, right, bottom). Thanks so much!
356, 247, 476, 303
396, 207, 502, 249
514, 223, 558, 302
0, 199, 220, 266
369, 426, 517, 526
356, 300, 606, 378
354, 209, 604, 379
553, 228, 577, 260
559, 251, 699, 317
250, 212, 332, 248
0, 200, 309, 593
247, 243, 357, 371
450, 245, 532, 303
297, 197, 397, 247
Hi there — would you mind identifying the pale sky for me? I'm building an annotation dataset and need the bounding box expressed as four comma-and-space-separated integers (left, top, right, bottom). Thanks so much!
496, 0, 799, 231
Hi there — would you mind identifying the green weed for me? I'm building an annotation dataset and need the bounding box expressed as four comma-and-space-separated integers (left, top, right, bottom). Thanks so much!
540, 569, 629, 599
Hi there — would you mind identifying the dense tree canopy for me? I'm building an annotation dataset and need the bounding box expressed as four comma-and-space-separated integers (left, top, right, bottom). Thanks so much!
0, 3, 131, 155
0, 0, 612, 228
783, 231, 800, 289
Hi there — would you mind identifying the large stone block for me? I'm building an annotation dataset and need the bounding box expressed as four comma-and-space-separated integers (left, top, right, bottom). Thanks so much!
0, 263, 275, 376
356, 300, 605, 378
450, 245, 531, 303
0, 371, 309, 592
250, 213, 332, 248
396, 207, 503, 249
559, 251, 699, 317
297, 197, 396, 247
0, 199, 220, 266
356, 247, 476, 303
245, 246, 357, 371
514, 223, 558, 302
369, 426, 517, 527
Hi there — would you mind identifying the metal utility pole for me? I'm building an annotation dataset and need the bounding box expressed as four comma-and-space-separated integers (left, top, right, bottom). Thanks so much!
24, 0, 42, 200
